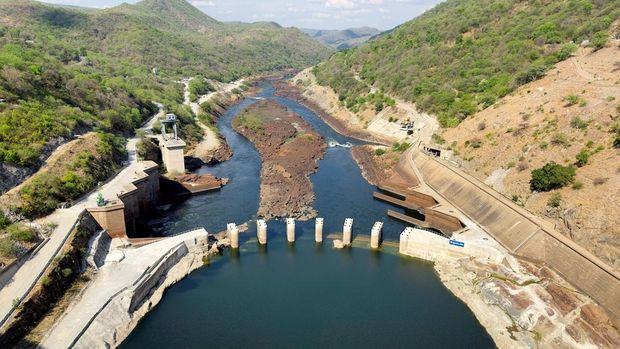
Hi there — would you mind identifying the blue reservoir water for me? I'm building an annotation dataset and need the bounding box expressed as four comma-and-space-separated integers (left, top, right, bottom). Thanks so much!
119, 81, 494, 348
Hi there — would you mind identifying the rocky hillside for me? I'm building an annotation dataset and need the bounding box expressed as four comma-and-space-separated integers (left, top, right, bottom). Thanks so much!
0, 0, 331, 194
301, 27, 380, 49
313, 0, 618, 127
439, 43, 620, 268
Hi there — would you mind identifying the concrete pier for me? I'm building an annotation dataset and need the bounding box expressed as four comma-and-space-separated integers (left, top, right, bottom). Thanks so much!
227, 223, 239, 249
286, 218, 295, 243
370, 221, 383, 249
315, 217, 324, 243
257, 219, 267, 245
342, 218, 353, 246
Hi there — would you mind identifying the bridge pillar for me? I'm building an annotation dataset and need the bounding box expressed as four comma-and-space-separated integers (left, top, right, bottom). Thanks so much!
315, 217, 323, 243
227, 223, 239, 249
370, 221, 383, 249
399, 227, 413, 254
342, 218, 353, 246
257, 219, 267, 245
286, 218, 295, 243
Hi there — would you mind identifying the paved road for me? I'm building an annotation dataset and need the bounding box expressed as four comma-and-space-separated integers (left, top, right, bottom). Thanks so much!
0, 108, 163, 329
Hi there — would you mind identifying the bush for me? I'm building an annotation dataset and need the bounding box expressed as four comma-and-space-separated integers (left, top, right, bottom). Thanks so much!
547, 192, 562, 208
374, 148, 386, 156
572, 181, 583, 190
530, 162, 576, 191
563, 95, 579, 106
61, 268, 73, 277
551, 133, 570, 147
575, 149, 589, 167
570, 116, 589, 129
591, 31, 608, 51
7, 224, 37, 242
0, 238, 18, 258
188, 77, 214, 102
0, 212, 10, 229
431, 133, 445, 145
392, 142, 411, 153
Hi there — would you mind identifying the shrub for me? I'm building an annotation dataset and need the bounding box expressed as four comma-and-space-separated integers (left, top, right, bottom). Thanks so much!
0, 212, 10, 229
517, 160, 529, 172
61, 268, 73, 277
551, 133, 570, 147
469, 138, 482, 148
392, 142, 411, 152
530, 162, 576, 191
575, 149, 589, 167
591, 31, 608, 51
0, 238, 18, 258
8, 225, 37, 242
547, 192, 562, 208
570, 116, 589, 130
572, 181, 583, 190
374, 148, 386, 156
477, 122, 487, 131
563, 95, 579, 106
431, 133, 445, 145
41, 276, 51, 287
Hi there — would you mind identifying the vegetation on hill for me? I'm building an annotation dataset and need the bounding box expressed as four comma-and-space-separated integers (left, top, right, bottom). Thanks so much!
314, 0, 618, 127
13, 133, 127, 218
0, 0, 330, 192
301, 27, 380, 49
530, 162, 576, 192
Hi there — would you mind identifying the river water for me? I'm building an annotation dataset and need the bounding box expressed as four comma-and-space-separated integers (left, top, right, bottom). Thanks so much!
120, 82, 494, 348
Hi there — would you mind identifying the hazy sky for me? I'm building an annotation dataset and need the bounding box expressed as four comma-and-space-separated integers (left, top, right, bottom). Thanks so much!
39, 0, 443, 30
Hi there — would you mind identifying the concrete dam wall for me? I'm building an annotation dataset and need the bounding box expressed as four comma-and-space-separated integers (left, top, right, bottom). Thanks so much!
410, 150, 620, 325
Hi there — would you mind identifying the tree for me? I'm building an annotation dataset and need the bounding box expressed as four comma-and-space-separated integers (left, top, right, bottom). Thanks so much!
530, 162, 576, 192
575, 149, 589, 167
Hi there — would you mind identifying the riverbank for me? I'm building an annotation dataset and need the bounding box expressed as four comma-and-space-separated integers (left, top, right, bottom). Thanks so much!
232, 100, 326, 220
272, 80, 391, 145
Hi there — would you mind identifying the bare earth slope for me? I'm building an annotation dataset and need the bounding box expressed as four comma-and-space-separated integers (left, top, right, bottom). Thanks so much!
440, 43, 620, 268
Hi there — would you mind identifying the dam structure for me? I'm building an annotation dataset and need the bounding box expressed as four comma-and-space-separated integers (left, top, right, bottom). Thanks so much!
119, 80, 495, 348
405, 147, 620, 326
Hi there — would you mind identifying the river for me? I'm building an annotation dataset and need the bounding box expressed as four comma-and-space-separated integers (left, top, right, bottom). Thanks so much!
119, 81, 495, 348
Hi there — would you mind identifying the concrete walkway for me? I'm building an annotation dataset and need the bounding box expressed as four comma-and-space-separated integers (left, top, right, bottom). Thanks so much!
39, 228, 208, 349
0, 107, 164, 329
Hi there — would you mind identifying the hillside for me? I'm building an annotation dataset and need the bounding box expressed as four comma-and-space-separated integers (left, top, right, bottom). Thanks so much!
313, 0, 619, 127
301, 27, 380, 49
439, 43, 620, 268
0, 0, 331, 194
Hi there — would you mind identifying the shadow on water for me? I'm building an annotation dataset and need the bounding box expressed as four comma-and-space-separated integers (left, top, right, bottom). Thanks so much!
119, 81, 495, 349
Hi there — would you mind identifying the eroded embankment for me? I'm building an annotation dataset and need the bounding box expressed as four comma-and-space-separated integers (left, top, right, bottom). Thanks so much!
233, 99, 326, 220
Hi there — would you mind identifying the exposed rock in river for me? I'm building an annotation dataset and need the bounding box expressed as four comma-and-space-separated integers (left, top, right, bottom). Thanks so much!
233, 100, 326, 220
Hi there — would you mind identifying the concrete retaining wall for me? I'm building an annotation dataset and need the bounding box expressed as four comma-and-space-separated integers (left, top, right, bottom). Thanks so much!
399, 227, 504, 264
410, 150, 620, 325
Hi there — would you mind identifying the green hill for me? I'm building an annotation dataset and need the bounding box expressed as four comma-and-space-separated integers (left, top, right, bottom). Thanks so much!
301, 27, 381, 49
313, 0, 618, 127
0, 0, 331, 178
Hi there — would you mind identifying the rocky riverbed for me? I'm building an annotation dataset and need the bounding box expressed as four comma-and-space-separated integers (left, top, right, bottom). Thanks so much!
233, 100, 326, 220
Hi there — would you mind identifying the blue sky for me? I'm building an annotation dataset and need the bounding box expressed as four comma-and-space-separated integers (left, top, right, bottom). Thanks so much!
39, 0, 443, 30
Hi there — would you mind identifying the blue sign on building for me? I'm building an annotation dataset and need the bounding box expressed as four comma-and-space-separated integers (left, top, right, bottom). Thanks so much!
449, 239, 465, 248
